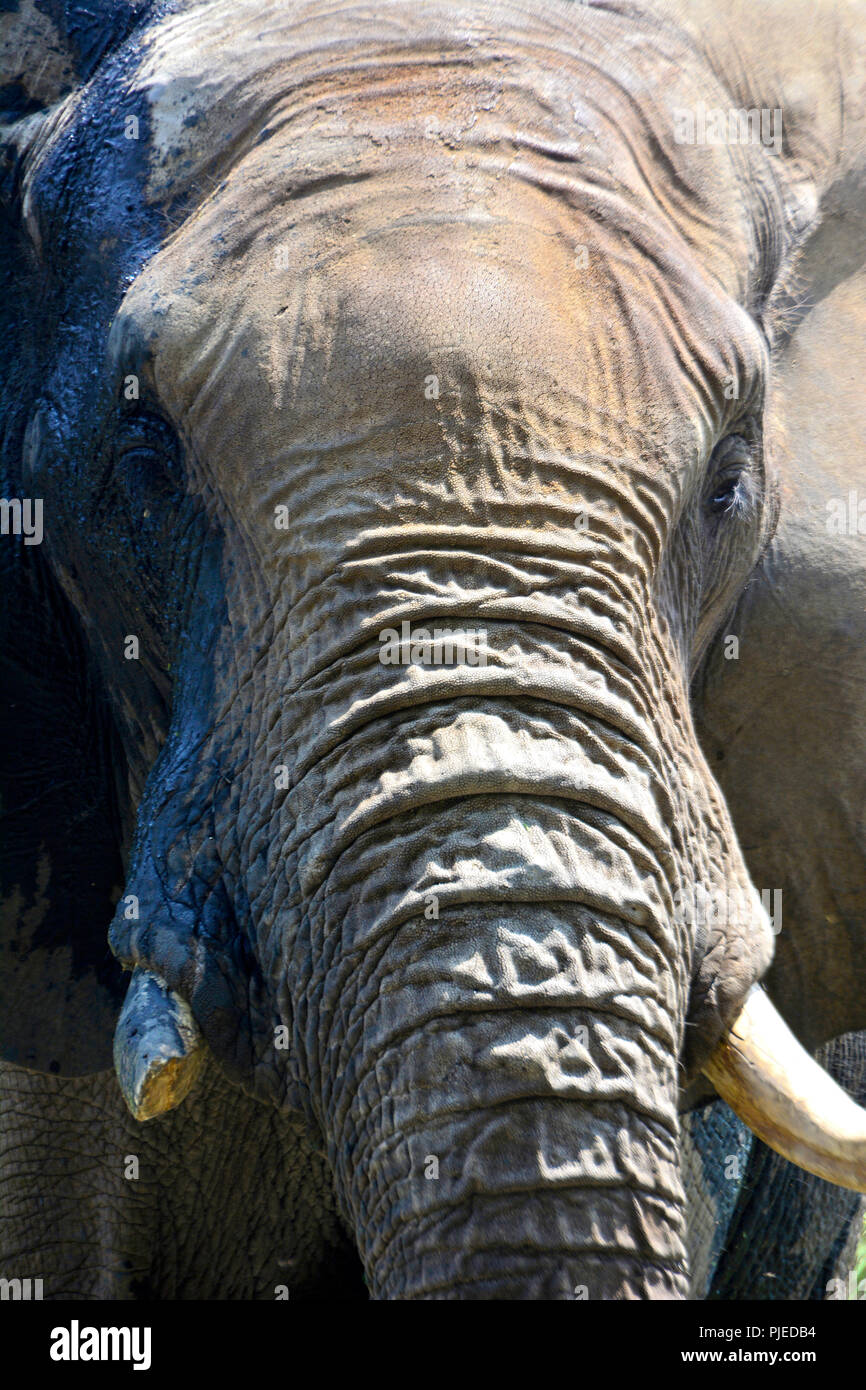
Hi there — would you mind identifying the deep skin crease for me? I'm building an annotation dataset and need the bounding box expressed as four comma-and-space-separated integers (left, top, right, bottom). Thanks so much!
1, 0, 865, 1299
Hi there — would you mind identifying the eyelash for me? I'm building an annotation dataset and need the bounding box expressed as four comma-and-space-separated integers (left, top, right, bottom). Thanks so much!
706, 430, 756, 518
709, 472, 745, 514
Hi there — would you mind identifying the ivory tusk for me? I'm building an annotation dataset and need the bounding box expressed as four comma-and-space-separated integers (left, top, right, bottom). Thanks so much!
703, 984, 866, 1193
114, 968, 204, 1122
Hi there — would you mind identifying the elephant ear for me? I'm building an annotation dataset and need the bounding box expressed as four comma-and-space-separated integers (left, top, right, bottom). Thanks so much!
0, 2, 153, 1074
689, 0, 866, 1052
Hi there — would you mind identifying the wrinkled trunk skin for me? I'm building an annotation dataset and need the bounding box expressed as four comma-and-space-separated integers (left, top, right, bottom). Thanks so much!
289, 621, 695, 1300
115, 502, 729, 1295
318, 898, 687, 1298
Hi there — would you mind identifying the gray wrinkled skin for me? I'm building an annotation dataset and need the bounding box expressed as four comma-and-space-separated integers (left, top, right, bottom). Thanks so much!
0, 1056, 362, 1299
1, 0, 865, 1299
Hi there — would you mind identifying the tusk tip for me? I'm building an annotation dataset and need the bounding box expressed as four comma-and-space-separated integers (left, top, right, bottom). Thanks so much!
114, 969, 204, 1122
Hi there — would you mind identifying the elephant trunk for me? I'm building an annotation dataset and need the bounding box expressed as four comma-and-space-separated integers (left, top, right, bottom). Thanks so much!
288, 649, 696, 1296
263, 479, 762, 1296
323, 896, 689, 1299
110, 500, 762, 1293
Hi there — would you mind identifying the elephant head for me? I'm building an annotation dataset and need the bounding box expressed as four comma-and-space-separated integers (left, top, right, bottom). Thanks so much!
2, 0, 866, 1299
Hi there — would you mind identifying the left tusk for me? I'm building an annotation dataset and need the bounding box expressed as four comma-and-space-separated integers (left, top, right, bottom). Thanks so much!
703, 984, 866, 1193
114, 968, 205, 1121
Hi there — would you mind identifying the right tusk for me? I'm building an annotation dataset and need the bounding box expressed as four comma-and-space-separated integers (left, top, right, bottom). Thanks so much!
114, 968, 205, 1122
703, 984, 866, 1193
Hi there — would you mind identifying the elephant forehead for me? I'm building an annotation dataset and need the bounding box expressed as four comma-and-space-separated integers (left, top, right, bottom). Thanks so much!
177, 204, 636, 410
101, 0, 770, 470
106, 0, 770, 517
132, 0, 616, 203
117, 163, 723, 483
130, 0, 756, 288
121, 213, 695, 529
133, 0, 570, 203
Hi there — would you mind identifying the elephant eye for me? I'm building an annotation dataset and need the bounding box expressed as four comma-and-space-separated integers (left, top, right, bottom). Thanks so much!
116, 409, 176, 461
710, 473, 743, 512
706, 434, 753, 517
114, 407, 181, 484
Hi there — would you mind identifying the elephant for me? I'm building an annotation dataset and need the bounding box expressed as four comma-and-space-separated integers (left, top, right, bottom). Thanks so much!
1, 0, 866, 1301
